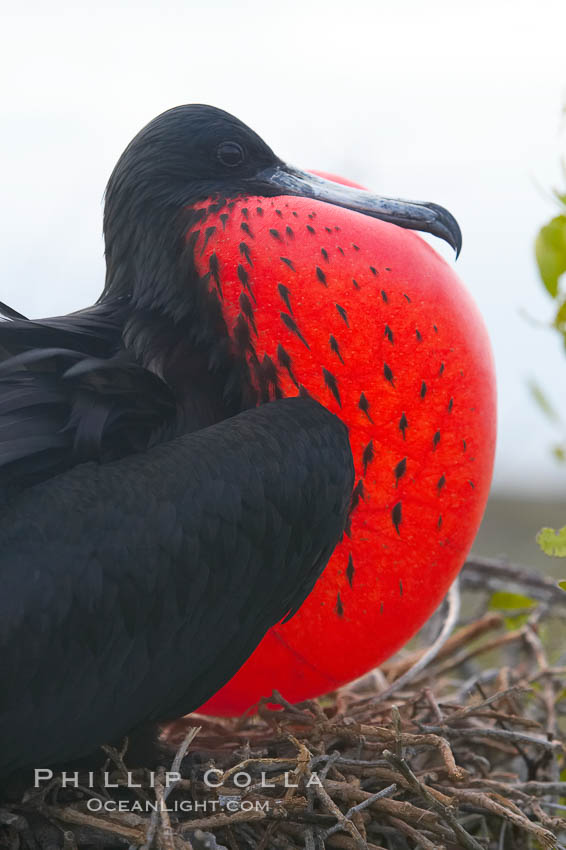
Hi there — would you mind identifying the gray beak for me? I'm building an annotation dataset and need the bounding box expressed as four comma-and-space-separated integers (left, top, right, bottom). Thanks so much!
256, 165, 462, 257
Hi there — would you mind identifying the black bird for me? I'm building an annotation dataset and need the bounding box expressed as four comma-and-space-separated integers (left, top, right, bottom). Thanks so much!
0, 105, 460, 779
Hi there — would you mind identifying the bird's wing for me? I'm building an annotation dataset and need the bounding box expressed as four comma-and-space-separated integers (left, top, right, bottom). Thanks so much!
0, 299, 126, 359
0, 300, 183, 497
0, 299, 252, 497
0, 397, 354, 776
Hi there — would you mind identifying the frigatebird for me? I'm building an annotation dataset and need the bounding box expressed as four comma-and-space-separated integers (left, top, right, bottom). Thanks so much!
0, 105, 464, 778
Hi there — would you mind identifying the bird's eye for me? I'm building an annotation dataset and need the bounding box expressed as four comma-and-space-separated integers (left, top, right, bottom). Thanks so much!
217, 141, 245, 167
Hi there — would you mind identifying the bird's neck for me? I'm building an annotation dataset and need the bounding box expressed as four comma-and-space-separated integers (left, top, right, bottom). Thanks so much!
102, 204, 257, 429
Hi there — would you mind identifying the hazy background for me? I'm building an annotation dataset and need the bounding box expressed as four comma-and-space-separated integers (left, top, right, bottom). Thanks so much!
1, 0, 565, 560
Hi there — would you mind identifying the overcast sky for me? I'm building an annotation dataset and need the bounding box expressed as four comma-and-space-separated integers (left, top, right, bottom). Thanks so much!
2, 0, 566, 495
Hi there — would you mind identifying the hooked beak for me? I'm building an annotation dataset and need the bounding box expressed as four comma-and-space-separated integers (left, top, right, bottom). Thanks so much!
255, 165, 462, 257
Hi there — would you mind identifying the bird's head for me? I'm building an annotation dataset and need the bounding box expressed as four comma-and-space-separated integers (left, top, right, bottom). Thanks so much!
105, 105, 282, 215
103, 104, 461, 285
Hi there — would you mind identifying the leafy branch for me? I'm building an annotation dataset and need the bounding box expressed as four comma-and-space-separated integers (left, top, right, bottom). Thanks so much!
533, 159, 566, 565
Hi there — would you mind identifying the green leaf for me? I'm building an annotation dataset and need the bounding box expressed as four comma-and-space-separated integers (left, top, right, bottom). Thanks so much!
489, 591, 537, 610
504, 613, 531, 630
488, 592, 538, 630
558, 580, 566, 591
535, 214, 566, 297
536, 526, 566, 557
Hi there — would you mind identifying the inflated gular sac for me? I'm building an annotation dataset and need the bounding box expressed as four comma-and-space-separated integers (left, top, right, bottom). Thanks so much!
188, 195, 496, 714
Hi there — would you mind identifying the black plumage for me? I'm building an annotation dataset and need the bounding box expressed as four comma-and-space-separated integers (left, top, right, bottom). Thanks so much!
0, 398, 352, 777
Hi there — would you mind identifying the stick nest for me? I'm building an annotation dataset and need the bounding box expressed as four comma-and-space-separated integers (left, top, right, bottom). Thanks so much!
1, 557, 565, 850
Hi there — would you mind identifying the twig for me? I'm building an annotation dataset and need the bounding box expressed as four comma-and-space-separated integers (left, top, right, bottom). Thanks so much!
439, 684, 531, 723
450, 788, 558, 849
463, 556, 566, 606
387, 816, 443, 850
142, 727, 201, 850
382, 750, 485, 850
312, 781, 367, 850
367, 579, 461, 705
321, 784, 397, 840
379, 611, 504, 683
419, 724, 564, 753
